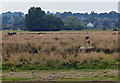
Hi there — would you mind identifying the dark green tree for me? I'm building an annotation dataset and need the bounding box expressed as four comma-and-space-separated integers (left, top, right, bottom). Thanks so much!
43, 15, 64, 31
25, 7, 45, 31
25, 7, 64, 31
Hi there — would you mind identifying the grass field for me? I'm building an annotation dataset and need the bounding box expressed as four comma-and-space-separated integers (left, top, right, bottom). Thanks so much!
2, 69, 119, 81
1, 30, 119, 81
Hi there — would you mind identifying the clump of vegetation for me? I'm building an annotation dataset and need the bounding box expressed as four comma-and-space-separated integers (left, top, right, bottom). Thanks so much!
25, 7, 64, 31
113, 28, 118, 31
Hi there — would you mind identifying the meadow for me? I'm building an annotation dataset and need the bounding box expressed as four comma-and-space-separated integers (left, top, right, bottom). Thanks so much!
2, 30, 119, 70
2, 69, 118, 81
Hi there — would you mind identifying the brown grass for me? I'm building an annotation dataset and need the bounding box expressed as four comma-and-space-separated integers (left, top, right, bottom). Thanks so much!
2, 31, 119, 67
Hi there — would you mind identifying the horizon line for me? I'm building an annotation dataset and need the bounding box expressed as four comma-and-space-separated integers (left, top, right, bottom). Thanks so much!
1, 10, 118, 14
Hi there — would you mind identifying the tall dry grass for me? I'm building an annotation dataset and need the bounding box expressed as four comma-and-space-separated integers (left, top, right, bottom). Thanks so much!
2, 31, 119, 70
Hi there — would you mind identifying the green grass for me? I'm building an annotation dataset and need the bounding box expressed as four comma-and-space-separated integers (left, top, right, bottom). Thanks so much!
2, 61, 118, 70
2, 77, 35, 81
57, 76, 118, 81
2, 69, 119, 81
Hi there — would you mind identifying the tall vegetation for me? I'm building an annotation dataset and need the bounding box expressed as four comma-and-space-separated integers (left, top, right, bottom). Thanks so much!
63, 16, 86, 30
2, 31, 118, 70
2, 11, 24, 30
2, 7, 118, 30
25, 7, 64, 31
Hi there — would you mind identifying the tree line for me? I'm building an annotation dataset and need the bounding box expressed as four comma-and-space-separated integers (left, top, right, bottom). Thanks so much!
1, 7, 119, 31
25, 7, 63, 31
25, 7, 87, 31
2, 12, 24, 30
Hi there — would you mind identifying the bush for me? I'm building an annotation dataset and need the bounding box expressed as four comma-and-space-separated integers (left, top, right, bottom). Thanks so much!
113, 28, 118, 31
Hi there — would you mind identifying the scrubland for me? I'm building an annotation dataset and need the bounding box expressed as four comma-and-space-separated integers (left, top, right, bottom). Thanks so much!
2, 31, 119, 70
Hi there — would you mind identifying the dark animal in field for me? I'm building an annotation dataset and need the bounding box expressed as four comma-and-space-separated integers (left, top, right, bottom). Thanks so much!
85, 40, 90, 44
38, 33, 43, 34
12, 32, 17, 34
85, 36, 89, 40
7, 32, 17, 36
34, 50, 38, 54
7, 32, 13, 35
104, 48, 110, 54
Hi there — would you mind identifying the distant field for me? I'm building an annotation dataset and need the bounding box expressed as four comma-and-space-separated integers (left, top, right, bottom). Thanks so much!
2, 30, 119, 81
2, 30, 119, 70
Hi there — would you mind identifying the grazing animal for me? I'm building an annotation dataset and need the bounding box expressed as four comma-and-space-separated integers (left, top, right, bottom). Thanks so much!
7, 32, 17, 36
12, 32, 17, 34
85, 40, 90, 44
104, 48, 110, 54
79, 46, 95, 52
34, 50, 38, 54
85, 36, 89, 40
7, 32, 12, 35
79, 46, 86, 52
38, 33, 42, 34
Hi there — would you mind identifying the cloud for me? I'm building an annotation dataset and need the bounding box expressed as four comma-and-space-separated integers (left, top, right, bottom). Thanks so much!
1, 2, 118, 14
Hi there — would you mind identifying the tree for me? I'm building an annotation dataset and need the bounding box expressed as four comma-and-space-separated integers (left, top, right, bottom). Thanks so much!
63, 16, 86, 30
43, 15, 64, 31
61, 12, 72, 19
25, 7, 64, 31
25, 7, 45, 31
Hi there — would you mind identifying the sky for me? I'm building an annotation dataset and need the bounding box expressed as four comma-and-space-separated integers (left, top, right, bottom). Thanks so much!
0, 0, 119, 2
0, 0, 119, 14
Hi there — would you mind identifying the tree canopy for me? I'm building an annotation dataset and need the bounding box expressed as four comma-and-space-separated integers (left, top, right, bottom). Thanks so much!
25, 7, 64, 31
2, 7, 118, 30
63, 16, 86, 30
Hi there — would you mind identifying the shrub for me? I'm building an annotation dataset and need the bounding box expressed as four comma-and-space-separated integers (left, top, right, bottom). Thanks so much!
113, 28, 118, 31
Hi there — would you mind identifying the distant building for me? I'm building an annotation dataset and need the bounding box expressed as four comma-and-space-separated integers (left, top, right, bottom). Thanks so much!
87, 23, 94, 28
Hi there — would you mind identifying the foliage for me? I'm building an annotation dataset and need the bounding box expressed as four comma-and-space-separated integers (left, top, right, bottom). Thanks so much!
63, 16, 87, 30
113, 28, 118, 31
2, 9, 118, 31
25, 7, 64, 31
2, 11, 25, 30
43, 15, 64, 31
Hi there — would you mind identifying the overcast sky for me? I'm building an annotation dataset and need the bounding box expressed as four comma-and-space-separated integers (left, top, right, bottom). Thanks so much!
0, 0, 119, 14
0, 0, 119, 2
